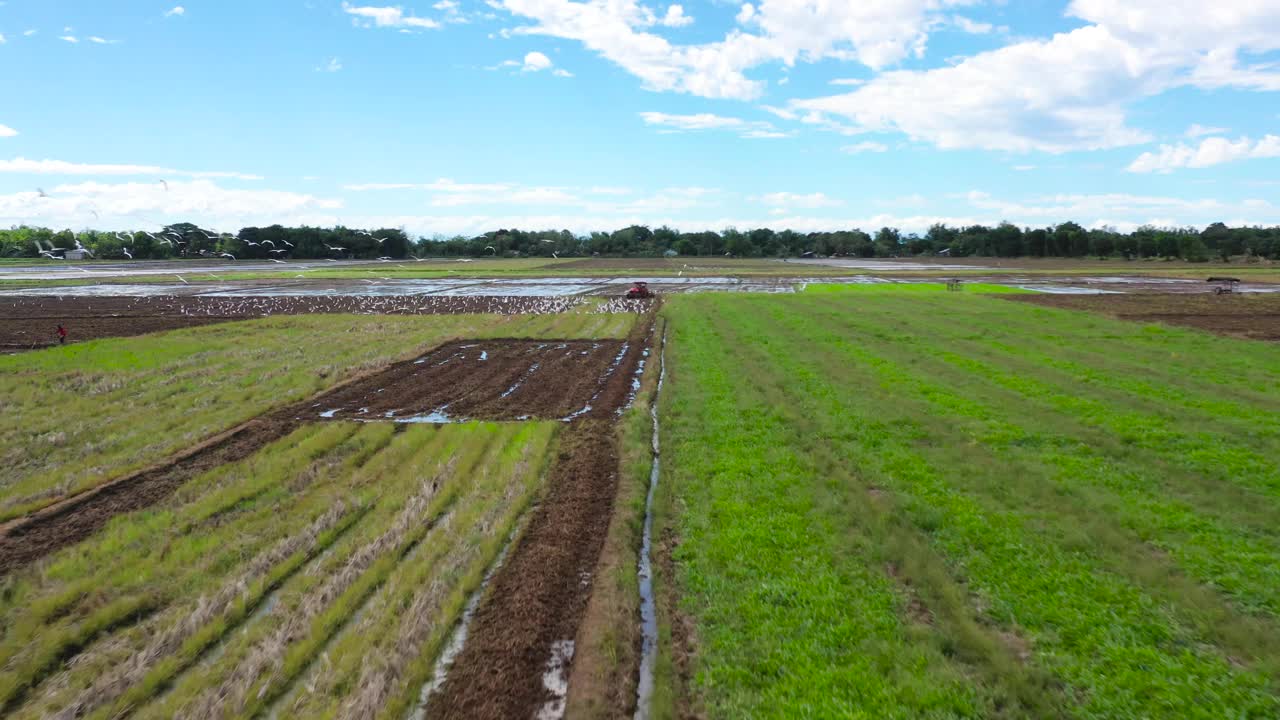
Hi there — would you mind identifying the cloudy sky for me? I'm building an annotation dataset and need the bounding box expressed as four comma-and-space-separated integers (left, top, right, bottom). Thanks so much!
1, 0, 1278, 236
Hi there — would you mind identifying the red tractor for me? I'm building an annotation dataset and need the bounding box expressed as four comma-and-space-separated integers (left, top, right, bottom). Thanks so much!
626, 281, 654, 299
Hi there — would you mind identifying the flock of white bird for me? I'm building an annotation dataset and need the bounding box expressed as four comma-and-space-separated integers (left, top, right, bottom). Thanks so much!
13, 293, 655, 318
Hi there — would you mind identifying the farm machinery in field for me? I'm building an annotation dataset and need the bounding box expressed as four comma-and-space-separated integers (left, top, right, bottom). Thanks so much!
626, 281, 655, 299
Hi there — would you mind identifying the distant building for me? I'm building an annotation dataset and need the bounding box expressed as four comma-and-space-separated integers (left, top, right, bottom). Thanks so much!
64, 249, 89, 260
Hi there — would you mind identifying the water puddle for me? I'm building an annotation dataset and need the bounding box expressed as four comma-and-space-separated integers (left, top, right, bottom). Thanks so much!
410, 529, 519, 720
319, 408, 340, 418
500, 362, 541, 399
534, 640, 576, 720
634, 329, 667, 720
389, 410, 456, 424
1015, 284, 1124, 295
617, 348, 651, 416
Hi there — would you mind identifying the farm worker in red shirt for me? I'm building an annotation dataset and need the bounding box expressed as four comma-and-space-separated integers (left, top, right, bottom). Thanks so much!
56, 325, 68, 345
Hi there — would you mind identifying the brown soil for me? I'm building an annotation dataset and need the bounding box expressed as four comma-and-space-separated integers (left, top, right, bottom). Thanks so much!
1007, 292, 1280, 341
308, 339, 630, 422
0, 334, 645, 575
428, 317, 655, 720
0, 295, 588, 350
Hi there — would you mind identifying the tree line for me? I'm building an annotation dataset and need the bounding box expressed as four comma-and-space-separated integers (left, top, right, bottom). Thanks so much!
2, 221, 1278, 262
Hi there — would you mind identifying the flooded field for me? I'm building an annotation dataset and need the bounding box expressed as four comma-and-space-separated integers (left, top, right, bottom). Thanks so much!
4, 273, 1276, 300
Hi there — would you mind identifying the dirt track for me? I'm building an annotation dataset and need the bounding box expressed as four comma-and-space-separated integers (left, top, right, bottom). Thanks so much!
428, 420, 620, 719
1008, 292, 1280, 341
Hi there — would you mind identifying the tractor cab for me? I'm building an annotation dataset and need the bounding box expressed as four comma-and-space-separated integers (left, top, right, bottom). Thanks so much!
626, 281, 654, 299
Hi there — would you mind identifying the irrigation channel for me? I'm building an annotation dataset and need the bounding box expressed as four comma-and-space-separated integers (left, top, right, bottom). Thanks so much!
634, 328, 668, 720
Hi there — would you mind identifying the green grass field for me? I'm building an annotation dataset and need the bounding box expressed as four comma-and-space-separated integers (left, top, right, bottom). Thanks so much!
656, 291, 1280, 718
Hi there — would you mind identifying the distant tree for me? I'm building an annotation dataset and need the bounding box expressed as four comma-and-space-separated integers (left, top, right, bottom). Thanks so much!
874, 227, 902, 257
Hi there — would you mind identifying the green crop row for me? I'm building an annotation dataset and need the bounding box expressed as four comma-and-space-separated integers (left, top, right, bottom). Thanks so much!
659, 292, 1280, 718
1, 420, 558, 720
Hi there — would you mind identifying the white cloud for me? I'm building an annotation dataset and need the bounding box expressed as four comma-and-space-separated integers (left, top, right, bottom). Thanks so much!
841, 141, 888, 154
342, 2, 441, 29
794, 25, 1159, 153
828, 77, 865, 86
0, 33, 6, 44
7, 181, 1279, 238
0, 157, 263, 180
552, 68, 573, 77
494, 0, 974, 101
319, 57, 343, 72
639, 111, 789, 138
87, 36, 112, 44
1013, 165, 1036, 171
164, 6, 185, 17
640, 112, 745, 131
23, 30, 37, 37
791, 2, 1280, 153
59, 35, 78, 43
1127, 135, 1280, 173
660, 5, 693, 29
1185, 123, 1228, 138
759, 104, 797, 120
0, 180, 341, 230
345, 179, 512, 192
0, 125, 17, 138
342, 179, 719, 216
757, 191, 842, 208
523, 50, 553, 71
949, 15, 995, 34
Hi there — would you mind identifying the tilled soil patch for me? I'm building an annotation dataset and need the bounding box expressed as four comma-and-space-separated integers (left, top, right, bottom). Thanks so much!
308, 338, 647, 423
1007, 292, 1280, 341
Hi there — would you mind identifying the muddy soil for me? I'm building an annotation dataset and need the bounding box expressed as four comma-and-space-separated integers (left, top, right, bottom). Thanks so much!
1008, 292, 1280, 341
0, 315, 236, 350
308, 339, 629, 423
0, 295, 591, 350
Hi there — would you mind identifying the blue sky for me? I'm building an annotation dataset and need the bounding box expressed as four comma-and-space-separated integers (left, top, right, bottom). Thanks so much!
1, 0, 1278, 236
